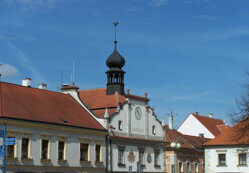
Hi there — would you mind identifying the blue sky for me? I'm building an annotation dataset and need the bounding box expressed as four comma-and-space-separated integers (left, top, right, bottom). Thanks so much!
1, 0, 249, 128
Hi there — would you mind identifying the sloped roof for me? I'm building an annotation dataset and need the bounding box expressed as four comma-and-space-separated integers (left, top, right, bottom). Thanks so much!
79, 88, 126, 110
165, 125, 210, 149
79, 88, 150, 118
0, 82, 105, 131
204, 118, 249, 146
192, 113, 225, 137
92, 108, 117, 118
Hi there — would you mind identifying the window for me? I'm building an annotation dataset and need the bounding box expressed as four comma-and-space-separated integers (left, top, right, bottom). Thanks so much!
7, 136, 15, 158
195, 163, 198, 173
171, 165, 175, 173
238, 153, 247, 166
179, 162, 183, 173
95, 144, 101, 162
118, 120, 123, 131
41, 139, 49, 159
152, 125, 156, 135
58, 141, 65, 160
7, 145, 15, 158
80, 143, 89, 161
118, 146, 125, 166
154, 149, 160, 167
218, 153, 226, 166
21, 138, 30, 159
187, 162, 190, 173
139, 148, 145, 165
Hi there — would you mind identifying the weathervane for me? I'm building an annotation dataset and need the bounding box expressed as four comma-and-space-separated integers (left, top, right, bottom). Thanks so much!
113, 21, 119, 46
169, 108, 177, 117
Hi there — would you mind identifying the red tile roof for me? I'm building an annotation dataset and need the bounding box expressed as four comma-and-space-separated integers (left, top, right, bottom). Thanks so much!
204, 118, 249, 146
92, 108, 117, 118
192, 113, 225, 137
165, 125, 210, 149
79, 88, 126, 117
79, 88, 126, 109
79, 88, 149, 118
0, 82, 105, 131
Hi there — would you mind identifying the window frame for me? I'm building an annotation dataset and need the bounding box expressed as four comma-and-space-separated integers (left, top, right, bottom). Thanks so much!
179, 162, 183, 173
186, 162, 191, 173
218, 153, 226, 166
6, 136, 16, 159
80, 143, 89, 161
95, 144, 102, 163
152, 125, 156, 135
194, 162, 198, 173
41, 139, 50, 160
21, 137, 30, 159
118, 120, 123, 131
138, 148, 145, 165
154, 149, 160, 167
238, 153, 247, 166
118, 146, 125, 166
58, 140, 66, 161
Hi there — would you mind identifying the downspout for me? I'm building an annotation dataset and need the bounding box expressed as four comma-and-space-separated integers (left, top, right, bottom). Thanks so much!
105, 135, 109, 173
110, 137, 113, 172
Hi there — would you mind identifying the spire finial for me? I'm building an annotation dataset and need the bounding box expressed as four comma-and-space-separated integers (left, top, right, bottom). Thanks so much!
113, 21, 119, 49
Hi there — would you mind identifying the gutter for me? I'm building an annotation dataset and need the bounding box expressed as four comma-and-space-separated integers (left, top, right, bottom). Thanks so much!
0, 117, 107, 133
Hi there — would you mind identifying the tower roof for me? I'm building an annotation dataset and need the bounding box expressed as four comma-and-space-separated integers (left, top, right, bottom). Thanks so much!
106, 41, 125, 69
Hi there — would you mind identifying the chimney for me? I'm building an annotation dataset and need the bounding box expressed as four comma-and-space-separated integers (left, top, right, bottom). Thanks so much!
168, 114, 174, 130
144, 92, 148, 98
60, 84, 79, 93
208, 113, 213, 118
22, 78, 32, 87
194, 112, 198, 115
38, 83, 47, 89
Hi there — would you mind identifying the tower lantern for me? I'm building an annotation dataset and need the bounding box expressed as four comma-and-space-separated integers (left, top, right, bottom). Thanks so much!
106, 22, 126, 95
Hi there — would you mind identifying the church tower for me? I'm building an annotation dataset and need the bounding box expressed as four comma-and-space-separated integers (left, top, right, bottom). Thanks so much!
106, 22, 126, 95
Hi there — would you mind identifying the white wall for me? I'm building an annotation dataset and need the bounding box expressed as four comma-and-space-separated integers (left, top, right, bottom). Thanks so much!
205, 146, 249, 173
111, 99, 164, 140
109, 97, 165, 172
111, 144, 165, 173
2, 123, 106, 173
177, 114, 214, 138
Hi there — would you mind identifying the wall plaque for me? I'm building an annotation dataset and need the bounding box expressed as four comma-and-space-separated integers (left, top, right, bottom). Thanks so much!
147, 153, 152, 163
128, 151, 135, 163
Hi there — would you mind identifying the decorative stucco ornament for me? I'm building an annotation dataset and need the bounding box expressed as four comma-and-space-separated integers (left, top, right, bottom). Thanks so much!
147, 153, 152, 163
128, 151, 135, 163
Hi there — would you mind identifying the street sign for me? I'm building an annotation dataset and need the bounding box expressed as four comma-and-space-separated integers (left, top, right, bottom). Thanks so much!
4, 141, 16, 145
5, 137, 15, 143
4, 138, 16, 145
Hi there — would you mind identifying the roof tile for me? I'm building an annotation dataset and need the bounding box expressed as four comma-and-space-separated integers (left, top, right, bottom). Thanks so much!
165, 125, 210, 149
79, 88, 126, 110
0, 82, 105, 131
204, 118, 249, 146
192, 113, 225, 136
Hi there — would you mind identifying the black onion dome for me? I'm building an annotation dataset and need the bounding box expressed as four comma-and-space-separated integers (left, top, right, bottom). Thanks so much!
106, 44, 125, 68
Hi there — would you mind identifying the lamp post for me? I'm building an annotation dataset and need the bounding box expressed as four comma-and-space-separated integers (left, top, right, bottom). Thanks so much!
170, 141, 181, 173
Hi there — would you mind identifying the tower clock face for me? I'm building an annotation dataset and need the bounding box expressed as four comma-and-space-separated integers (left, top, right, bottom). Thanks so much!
135, 107, 142, 120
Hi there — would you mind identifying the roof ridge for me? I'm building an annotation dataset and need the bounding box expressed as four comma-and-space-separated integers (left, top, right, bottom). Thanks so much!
0, 81, 65, 95
182, 133, 210, 139
192, 113, 223, 121
79, 88, 106, 91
